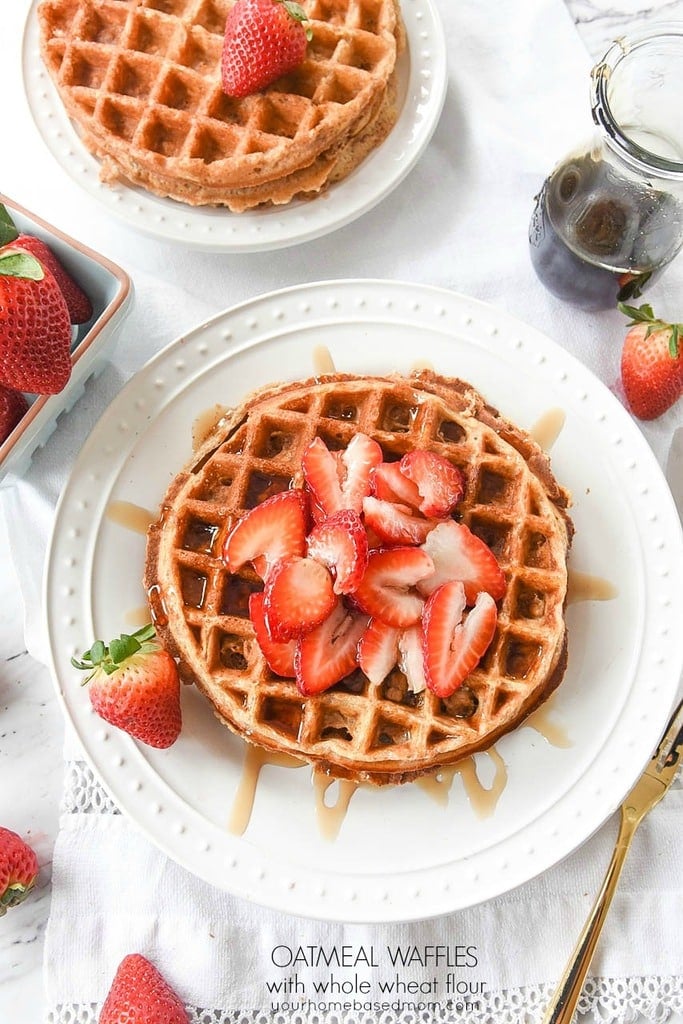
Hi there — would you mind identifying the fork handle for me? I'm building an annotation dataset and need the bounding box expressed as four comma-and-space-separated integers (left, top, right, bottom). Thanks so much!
541, 807, 639, 1024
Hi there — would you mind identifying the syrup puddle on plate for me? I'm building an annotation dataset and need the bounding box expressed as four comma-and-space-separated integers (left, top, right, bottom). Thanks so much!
312, 345, 336, 378
192, 404, 231, 452
416, 748, 508, 819
105, 500, 156, 534
313, 773, 361, 841
567, 570, 618, 605
228, 745, 306, 837
530, 408, 566, 451
410, 359, 434, 373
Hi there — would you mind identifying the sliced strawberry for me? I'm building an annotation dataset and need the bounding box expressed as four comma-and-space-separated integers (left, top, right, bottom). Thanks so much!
422, 583, 497, 697
306, 509, 368, 595
302, 433, 382, 517
263, 556, 336, 641
249, 592, 295, 677
400, 450, 465, 517
357, 618, 400, 684
295, 603, 368, 695
353, 547, 434, 628
419, 520, 506, 604
398, 624, 427, 694
373, 459, 422, 507
362, 495, 440, 546
222, 489, 308, 574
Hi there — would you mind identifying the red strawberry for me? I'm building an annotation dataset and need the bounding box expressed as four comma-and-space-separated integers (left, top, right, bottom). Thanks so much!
357, 618, 400, 684
100, 953, 189, 1024
223, 489, 308, 574
419, 521, 506, 604
353, 547, 434, 628
362, 495, 440, 546
618, 302, 683, 420
263, 556, 336, 641
400, 450, 465, 517
249, 592, 295, 677
372, 460, 422, 508
422, 583, 497, 697
0, 385, 29, 444
0, 828, 39, 915
72, 624, 181, 748
295, 602, 368, 695
221, 0, 312, 99
306, 509, 368, 594
0, 248, 72, 394
302, 433, 382, 518
11, 235, 92, 324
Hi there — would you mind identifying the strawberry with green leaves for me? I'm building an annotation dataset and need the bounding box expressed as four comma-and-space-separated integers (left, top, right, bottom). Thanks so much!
72, 624, 182, 749
100, 954, 189, 1024
0, 827, 39, 916
618, 302, 683, 421
221, 0, 312, 98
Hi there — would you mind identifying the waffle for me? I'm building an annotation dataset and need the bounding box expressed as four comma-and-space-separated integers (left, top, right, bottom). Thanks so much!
144, 371, 573, 785
38, 0, 404, 210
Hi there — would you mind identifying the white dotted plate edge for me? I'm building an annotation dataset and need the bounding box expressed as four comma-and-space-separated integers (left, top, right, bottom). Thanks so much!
44, 280, 683, 922
23, 0, 447, 253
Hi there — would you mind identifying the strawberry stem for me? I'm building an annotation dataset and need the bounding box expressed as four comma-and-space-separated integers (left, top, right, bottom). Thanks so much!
0, 204, 19, 247
72, 623, 157, 681
618, 301, 682, 359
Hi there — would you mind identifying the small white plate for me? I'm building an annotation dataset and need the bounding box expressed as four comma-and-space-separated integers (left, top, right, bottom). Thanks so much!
23, 0, 447, 253
0, 194, 132, 486
44, 280, 683, 923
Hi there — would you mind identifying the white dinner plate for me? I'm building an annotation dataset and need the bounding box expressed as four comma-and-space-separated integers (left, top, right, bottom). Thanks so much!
44, 280, 683, 923
23, 0, 447, 252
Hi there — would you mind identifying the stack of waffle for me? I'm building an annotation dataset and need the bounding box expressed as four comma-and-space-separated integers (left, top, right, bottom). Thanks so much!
144, 371, 573, 785
38, 0, 405, 211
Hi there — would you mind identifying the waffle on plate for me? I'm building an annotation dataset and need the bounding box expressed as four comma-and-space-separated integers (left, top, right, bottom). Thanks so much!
38, 0, 404, 210
144, 371, 573, 785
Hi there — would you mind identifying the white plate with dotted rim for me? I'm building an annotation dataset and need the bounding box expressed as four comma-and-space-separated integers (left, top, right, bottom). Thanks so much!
44, 280, 683, 923
22, 0, 446, 253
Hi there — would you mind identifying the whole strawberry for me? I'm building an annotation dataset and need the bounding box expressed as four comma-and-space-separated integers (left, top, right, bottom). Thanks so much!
100, 954, 189, 1024
0, 827, 39, 915
0, 248, 72, 394
0, 384, 29, 444
221, 0, 312, 98
618, 302, 683, 420
72, 624, 182, 749
12, 234, 93, 325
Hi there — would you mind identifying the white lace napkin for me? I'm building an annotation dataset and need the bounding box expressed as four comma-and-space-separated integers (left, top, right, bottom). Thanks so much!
1, 0, 681, 1022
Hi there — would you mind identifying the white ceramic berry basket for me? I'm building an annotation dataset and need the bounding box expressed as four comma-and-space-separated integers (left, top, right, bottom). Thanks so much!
0, 193, 133, 486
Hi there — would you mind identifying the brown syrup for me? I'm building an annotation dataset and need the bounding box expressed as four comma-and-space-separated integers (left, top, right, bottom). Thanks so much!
312, 345, 336, 378
123, 605, 152, 628
192, 404, 231, 452
530, 408, 566, 451
417, 749, 508, 819
105, 500, 156, 534
146, 584, 169, 628
567, 570, 618, 604
228, 745, 305, 836
410, 359, 434, 373
312, 772, 360, 841
525, 706, 572, 748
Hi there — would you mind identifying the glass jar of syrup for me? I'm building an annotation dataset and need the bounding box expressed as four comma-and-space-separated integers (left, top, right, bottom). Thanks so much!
529, 26, 683, 311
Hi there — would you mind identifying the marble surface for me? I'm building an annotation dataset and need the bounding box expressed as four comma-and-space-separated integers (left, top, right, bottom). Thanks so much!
0, 0, 681, 1020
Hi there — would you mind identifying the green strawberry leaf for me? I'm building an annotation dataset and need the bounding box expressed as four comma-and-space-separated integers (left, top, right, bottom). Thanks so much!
0, 250, 44, 281
0, 204, 19, 247
110, 633, 142, 664
617, 302, 656, 324
670, 323, 680, 359
282, 0, 313, 38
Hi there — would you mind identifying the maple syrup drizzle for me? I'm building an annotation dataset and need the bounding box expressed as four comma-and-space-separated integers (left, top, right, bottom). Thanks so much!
524, 705, 572, 748
530, 408, 566, 451
567, 570, 618, 605
410, 359, 434, 373
228, 746, 305, 836
192, 404, 231, 452
105, 500, 156, 534
312, 772, 360, 841
312, 345, 336, 378
417, 748, 508, 819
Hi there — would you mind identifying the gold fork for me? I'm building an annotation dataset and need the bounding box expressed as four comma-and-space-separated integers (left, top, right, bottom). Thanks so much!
542, 697, 683, 1024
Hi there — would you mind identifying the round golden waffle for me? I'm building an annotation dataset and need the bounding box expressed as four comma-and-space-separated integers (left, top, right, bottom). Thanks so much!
38, 0, 404, 210
144, 371, 573, 785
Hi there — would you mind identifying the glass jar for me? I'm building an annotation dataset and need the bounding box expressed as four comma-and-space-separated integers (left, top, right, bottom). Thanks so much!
529, 26, 683, 311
